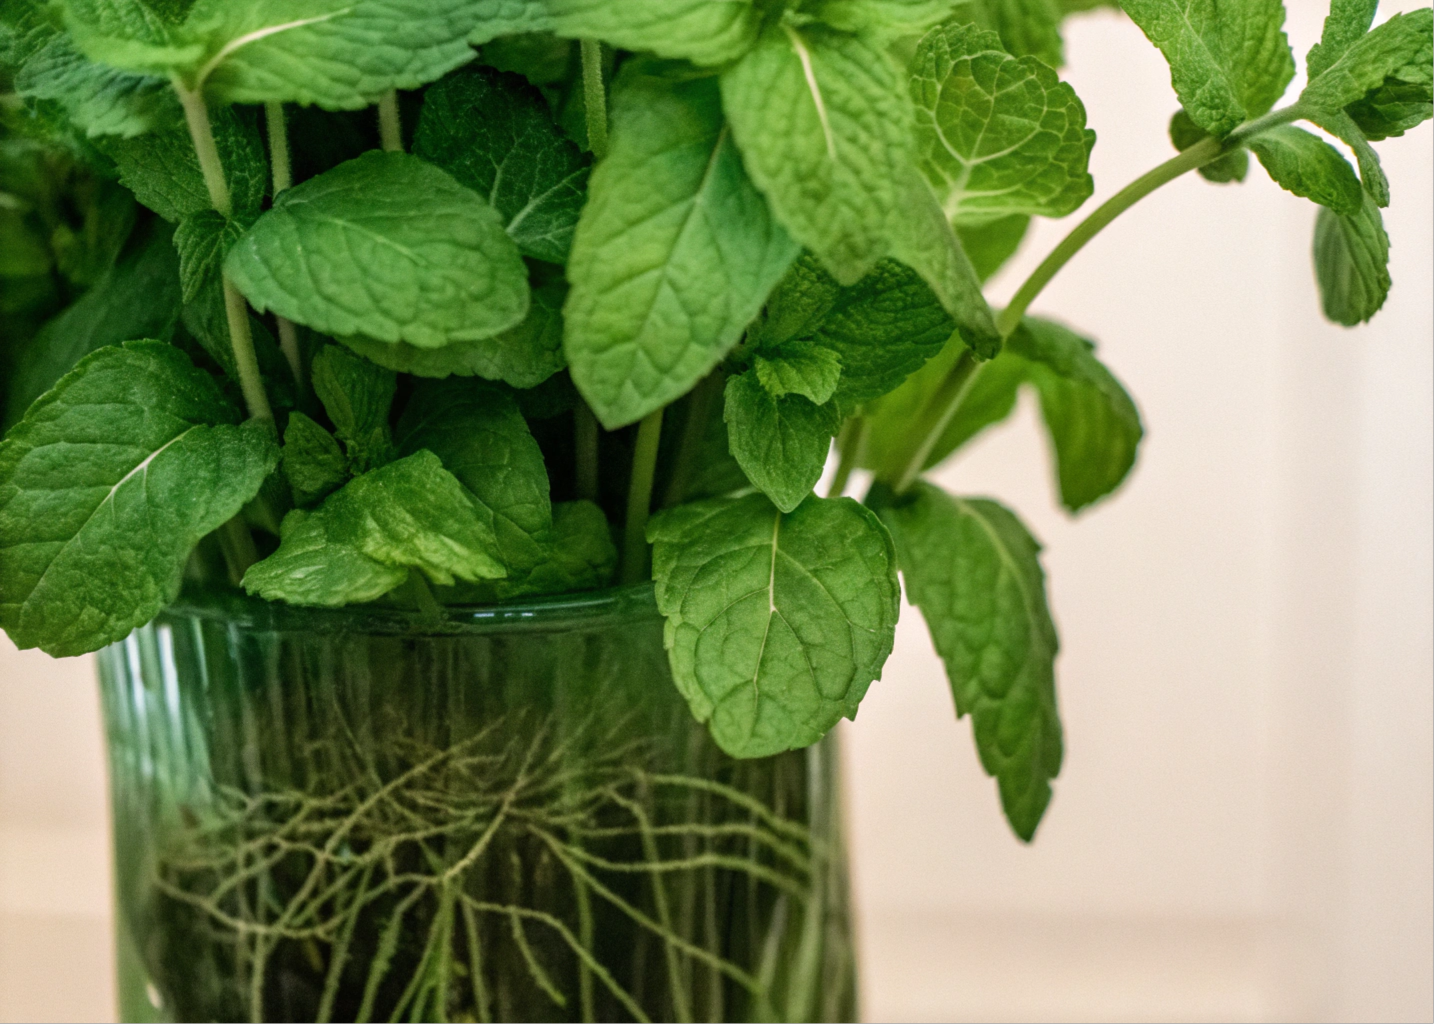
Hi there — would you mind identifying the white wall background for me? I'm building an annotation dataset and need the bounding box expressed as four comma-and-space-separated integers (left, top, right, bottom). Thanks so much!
2, 5, 1431, 1022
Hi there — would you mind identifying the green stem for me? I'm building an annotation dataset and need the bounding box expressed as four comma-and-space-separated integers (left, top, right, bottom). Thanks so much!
405, 569, 442, 619
217, 516, 258, 585
574, 402, 601, 503
660, 372, 723, 509
826, 417, 866, 498
175, 80, 231, 216
893, 350, 979, 493
378, 90, 403, 152
264, 101, 304, 392
580, 40, 608, 160
621, 408, 664, 585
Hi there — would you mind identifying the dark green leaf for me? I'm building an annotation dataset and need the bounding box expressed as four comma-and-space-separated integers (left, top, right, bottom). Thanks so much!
1313, 190, 1390, 326
226, 151, 529, 348
1301, 8, 1432, 114
1249, 124, 1363, 215
414, 65, 590, 264
14, 31, 179, 138
282, 411, 347, 507
173, 208, 244, 302
0, 340, 278, 656
878, 484, 1062, 841
1307, 107, 1389, 207
957, 215, 1031, 282
753, 341, 843, 405
442, 499, 615, 602
1347, 75, 1433, 140
649, 492, 900, 758
1306, 0, 1378, 81
724, 370, 840, 514
1169, 109, 1248, 183
311, 345, 396, 473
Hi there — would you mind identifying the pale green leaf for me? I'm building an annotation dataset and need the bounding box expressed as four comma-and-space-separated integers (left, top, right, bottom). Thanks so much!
804, 0, 967, 36
282, 411, 347, 507
649, 492, 900, 758
966, 0, 1065, 68
912, 22, 1095, 220
1313, 191, 1390, 326
564, 66, 797, 429
1301, 9, 1432, 114
0, 340, 279, 656
1249, 124, 1363, 215
14, 32, 179, 138
339, 279, 566, 389
721, 24, 912, 285
413, 65, 590, 264
753, 342, 843, 405
243, 449, 506, 606
225, 151, 529, 348
311, 345, 396, 473
724, 370, 840, 513
957, 214, 1031, 281
878, 484, 1062, 841
550, 0, 762, 65
468, 1, 552, 45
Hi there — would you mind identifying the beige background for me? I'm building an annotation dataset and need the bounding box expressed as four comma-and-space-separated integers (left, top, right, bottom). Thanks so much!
3, 5, 1432, 1022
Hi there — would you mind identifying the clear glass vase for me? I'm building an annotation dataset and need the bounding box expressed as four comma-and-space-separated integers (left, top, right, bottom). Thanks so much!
96, 585, 856, 1023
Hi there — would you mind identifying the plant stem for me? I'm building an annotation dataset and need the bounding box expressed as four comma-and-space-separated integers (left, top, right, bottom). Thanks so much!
264, 101, 305, 392
580, 40, 608, 160
574, 402, 601, 502
893, 350, 979, 493
378, 90, 403, 152
621, 408, 664, 585
660, 372, 723, 509
826, 418, 867, 498
217, 515, 258, 585
405, 569, 442, 619
175, 80, 273, 421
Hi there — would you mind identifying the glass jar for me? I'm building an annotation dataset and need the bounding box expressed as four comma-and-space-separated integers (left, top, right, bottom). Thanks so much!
97, 585, 856, 1023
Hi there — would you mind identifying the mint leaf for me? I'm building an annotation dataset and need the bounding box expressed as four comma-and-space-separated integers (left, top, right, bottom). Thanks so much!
550, 0, 761, 66
5, 221, 181, 426
958, 215, 1031, 282
1010, 316, 1143, 512
0, 340, 279, 656
1347, 76, 1433, 140
753, 342, 843, 405
179, 274, 297, 410
1169, 109, 1249, 183
966, 0, 1065, 68
413, 65, 590, 264
804, 0, 967, 36
911, 22, 1095, 222
878, 484, 1062, 841
722, 24, 912, 285
99, 105, 267, 222
395, 378, 552, 574
1118, 0, 1295, 136
1308, 107, 1390, 207
244, 449, 506, 606
443, 499, 616, 602
649, 492, 900, 758
1301, 9, 1432, 114
226, 151, 529, 348
173, 208, 244, 302
311, 345, 397, 473
468, 1, 552, 45
1248, 124, 1363, 215
564, 66, 797, 429
1313, 191, 1390, 326
282, 411, 347, 507
339, 279, 566, 389
1307, 0, 1378, 81
724, 370, 840, 514
15, 32, 179, 138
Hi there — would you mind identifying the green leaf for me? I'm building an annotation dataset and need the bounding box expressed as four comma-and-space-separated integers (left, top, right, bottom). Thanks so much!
1346, 76, 1433, 140
1169, 108, 1249, 183
243, 449, 506, 606
1313, 190, 1390, 326
721, 24, 912, 285
5, 221, 182, 428
1301, 9, 1432, 114
912, 22, 1095, 221
338, 279, 566, 389
14, 31, 179, 138
1306, 107, 1390, 206
311, 345, 397, 473
1306, 0, 1378, 81
966, 0, 1065, 68
468, 1, 553, 45
173, 208, 244, 302
1248, 124, 1363, 215
564, 66, 798, 429
225, 151, 529, 348
178, 273, 297, 409
547, 0, 763, 66
98, 105, 267, 222
877, 484, 1062, 841
1118, 0, 1295, 136
442, 499, 616, 602
649, 492, 900, 758
281, 411, 347, 507
724, 370, 840, 514
1010, 316, 1143, 512
395, 378, 552, 574
753, 342, 843, 405
803, 0, 967, 36
957, 215, 1031, 282
413, 65, 591, 264
0, 340, 279, 656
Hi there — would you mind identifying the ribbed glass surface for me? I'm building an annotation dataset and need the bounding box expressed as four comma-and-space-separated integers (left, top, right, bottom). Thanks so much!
97, 585, 856, 1023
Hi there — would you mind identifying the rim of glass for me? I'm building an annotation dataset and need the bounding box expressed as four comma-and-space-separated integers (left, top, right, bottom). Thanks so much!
162, 582, 660, 636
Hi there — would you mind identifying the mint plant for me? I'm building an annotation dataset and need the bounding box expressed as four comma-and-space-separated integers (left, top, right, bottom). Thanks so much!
1, 0, 1429, 841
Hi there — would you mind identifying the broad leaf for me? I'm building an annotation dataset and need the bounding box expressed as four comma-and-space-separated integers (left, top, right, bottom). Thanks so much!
878, 484, 1062, 841
753, 342, 843, 405
243, 449, 506, 606
311, 345, 397, 473
173, 208, 244, 302
966, 0, 1065, 69
1248, 125, 1363, 215
1347, 76, 1433, 140
414, 65, 590, 264
282, 411, 347, 507
545, 0, 763, 66
1306, 0, 1378, 81
1313, 191, 1390, 326
564, 66, 797, 429
226, 151, 529, 348
724, 370, 840, 514
1300, 9, 1432, 115
340, 279, 566, 389
0, 340, 278, 656
721, 24, 912, 285
442, 499, 616, 602
649, 492, 900, 759
1118, 0, 1295, 136
15, 31, 178, 138
911, 23, 1095, 221
957, 215, 1031, 281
